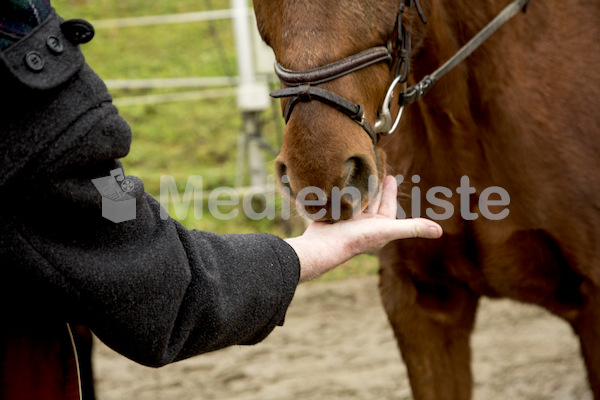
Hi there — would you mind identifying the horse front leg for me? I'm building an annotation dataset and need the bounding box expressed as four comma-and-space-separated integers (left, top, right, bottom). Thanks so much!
379, 262, 479, 400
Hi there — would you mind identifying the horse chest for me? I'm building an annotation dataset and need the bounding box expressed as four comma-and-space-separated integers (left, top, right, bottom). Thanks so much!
391, 225, 585, 319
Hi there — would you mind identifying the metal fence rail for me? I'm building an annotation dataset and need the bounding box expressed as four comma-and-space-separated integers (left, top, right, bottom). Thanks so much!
113, 87, 237, 107
91, 9, 243, 29
92, 4, 277, 194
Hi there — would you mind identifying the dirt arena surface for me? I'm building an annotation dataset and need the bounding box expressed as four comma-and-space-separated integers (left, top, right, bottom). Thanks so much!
93, 276, 592, 400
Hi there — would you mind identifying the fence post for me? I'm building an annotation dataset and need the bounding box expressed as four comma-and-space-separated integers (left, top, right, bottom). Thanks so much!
231, 0, 270, 192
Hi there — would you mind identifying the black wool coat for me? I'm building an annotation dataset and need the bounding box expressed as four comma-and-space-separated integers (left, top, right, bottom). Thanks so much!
0, 10, 300, 368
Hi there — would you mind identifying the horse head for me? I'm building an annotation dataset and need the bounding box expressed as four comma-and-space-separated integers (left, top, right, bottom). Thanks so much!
254, 0, 413, 221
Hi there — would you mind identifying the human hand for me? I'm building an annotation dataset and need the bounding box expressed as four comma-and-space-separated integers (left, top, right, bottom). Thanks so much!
285, 175, 443, 283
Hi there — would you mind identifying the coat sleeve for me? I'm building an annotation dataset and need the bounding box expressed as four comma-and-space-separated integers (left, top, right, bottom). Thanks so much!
0, 9, 300, 367
3, 200, 300, 367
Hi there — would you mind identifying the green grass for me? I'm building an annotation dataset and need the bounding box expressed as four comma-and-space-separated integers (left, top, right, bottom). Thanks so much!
52, 0, 380, 281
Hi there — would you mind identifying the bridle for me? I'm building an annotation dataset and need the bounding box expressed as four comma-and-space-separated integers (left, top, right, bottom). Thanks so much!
270, 0, 421, 145
270, 0, 531, 145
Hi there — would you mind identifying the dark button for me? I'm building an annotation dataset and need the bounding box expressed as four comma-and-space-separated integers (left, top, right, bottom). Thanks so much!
61, 19, 95, 44
46, 36, 64, 54
25, 51, 44, 72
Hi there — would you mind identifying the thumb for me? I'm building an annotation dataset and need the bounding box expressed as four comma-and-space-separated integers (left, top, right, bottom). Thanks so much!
381, 217, 443, 240
343, 217, 443, 257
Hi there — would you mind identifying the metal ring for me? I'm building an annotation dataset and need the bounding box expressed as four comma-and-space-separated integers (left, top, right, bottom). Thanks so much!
374, 75, 406, 136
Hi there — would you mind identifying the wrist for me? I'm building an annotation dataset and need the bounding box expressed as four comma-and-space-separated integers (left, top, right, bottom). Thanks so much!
284, 236, 349, 283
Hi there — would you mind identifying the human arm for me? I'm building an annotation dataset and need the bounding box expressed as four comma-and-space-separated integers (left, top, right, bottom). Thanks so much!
0, 10, 300, 367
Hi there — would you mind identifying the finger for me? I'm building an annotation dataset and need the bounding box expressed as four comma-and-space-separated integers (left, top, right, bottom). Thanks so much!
364, 179, 383, 216
377, 175, 399, 218
364, 192, 382, 216
377, 218, 443, 241
412, 218, 443, 238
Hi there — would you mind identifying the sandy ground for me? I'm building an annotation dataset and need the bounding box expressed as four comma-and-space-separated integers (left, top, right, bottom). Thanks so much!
92, 276, 593, 400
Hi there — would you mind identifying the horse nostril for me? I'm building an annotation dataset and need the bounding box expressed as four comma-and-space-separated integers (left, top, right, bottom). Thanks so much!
336, 156, 377, 218
344, 157, 373, 194
275, 160, 292, 190
345, 157, 359, 184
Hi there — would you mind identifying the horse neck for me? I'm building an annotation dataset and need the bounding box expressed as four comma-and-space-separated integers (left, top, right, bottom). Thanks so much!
413, 0, 517, 121
393, 0, 518, 179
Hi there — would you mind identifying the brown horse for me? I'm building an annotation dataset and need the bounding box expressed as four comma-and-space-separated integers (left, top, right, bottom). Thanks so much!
253, 0, 600, 398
